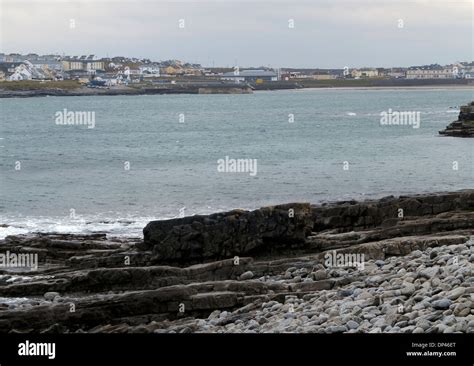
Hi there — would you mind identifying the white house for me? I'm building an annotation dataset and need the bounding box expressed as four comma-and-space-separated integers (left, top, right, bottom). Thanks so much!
221, 69, 278, 82
139, 65, 160, 77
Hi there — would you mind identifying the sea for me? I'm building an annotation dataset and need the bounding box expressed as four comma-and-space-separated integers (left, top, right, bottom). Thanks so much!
0, 87, 472, 238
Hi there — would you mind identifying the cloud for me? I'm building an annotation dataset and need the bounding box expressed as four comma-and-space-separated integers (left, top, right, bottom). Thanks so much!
1, 0, 471, 67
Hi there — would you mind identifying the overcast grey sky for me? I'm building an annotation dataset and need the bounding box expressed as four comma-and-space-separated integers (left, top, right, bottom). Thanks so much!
0, 0, 472, 68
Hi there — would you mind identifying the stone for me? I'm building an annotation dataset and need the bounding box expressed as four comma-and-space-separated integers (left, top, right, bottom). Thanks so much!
240, 271, 254, 281
432, 299, 452, 310
312, 270, 327, 281
453, 304, 470, 317
447, 287, 465, 300
338, 289, 354, 297
401, 283, 416, 296
419, 266, 440, 279
327, 325, 347, 333
44, 292, 60, 301
357, 291, 374, 301
347, 320, 359, 330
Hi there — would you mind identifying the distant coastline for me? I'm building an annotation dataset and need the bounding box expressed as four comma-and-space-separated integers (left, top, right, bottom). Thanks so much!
0, 78, 472, 98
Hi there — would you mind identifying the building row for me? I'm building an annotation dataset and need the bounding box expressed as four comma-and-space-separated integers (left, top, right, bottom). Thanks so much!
0, 53, 472, 82
280, 63, 474, 80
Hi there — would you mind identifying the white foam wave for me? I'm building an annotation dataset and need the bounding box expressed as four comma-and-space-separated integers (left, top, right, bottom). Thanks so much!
0, 215, 169, 240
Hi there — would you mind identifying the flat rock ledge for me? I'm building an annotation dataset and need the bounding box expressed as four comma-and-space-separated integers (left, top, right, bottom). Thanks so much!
0, 190, 472, 333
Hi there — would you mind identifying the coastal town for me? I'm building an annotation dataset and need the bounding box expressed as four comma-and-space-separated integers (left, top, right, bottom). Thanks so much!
0, 53, 473, 96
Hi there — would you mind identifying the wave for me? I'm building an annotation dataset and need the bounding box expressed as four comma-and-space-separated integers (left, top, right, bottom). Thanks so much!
0, 215, 167, 240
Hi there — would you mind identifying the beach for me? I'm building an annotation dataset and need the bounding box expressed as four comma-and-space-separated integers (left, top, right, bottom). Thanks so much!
0, 190, 472, 333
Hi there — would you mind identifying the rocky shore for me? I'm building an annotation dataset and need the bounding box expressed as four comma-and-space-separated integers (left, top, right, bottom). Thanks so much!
0, 190, 472, 333
439, 101, 474, 137
0, 82, 253, 98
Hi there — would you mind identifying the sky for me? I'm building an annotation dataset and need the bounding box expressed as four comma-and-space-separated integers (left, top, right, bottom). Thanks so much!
0, 0, 472, 68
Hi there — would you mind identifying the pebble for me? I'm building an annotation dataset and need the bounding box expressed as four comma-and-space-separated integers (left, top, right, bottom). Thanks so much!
327, 325, 347, 333
401, 283, 416, 296
356, 291, 374, 300
432, 298, 452, 310
312, 270, 326, 281
338, 289, 354, 297
44, 292, 60, 301
419, 266, 440, 279
447, 287, 465, 300
144, 241, 474, 334
240, 271, 254, 280
346, 320, 359, 330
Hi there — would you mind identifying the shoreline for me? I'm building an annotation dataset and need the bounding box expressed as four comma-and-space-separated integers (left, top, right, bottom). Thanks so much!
0, 189, 472, 333
0, 81, 472, 99
282, 85, 474, 92
2, 188, 473, 239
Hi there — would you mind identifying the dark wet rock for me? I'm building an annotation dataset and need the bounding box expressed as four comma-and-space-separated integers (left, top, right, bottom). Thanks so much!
439, 101, 474, 137
432, 299, 452, 310
142, 203, 312, 262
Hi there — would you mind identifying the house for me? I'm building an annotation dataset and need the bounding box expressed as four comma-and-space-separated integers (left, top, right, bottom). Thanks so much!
387, 68, 407, 79
0, 61, 51, 81
221, 69, 278, 82
0, 62, 25, 76
7, 63, 33, 80
161, 66, 179, 75
310, 70, 337, 80
62, 58, 105, 73
139, 64, 161, 77
351, 68, 379, 78
459, 63, 474, 79
406, 65, 455, 79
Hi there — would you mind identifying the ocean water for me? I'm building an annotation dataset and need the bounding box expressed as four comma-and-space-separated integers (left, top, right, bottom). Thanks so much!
0, 87, 472, 238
